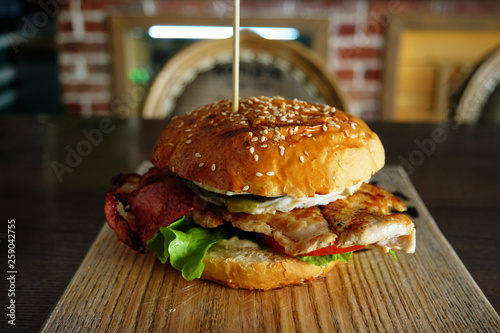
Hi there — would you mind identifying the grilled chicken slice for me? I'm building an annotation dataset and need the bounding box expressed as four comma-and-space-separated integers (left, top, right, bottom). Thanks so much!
191, 183, 416, 256
320, 183, 416, 253
191, 207, 224, 228
218, 207, 336, 256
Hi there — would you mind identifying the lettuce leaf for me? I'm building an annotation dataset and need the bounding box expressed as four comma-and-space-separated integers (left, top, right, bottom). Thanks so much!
147, 216, 400, 280
297, 252, 353, 268
146, 216, 225, 280
389, 249, 399, 263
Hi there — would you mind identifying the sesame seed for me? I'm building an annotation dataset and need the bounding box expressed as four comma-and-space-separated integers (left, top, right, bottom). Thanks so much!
261, 144, 268, 148
195, 153, 201, 158
304, 151, 309, 156
307, 133, 313, 137
185, 128, 192, 132
211, 164, 216, 171
251, 137, 259, 142
177, 122, 184, 128
172, 167, 175, 172
198, 163, 204, 168
300, 156, 305, 163
334, 123, 341, 129
254, 155, 259, 162
188, 133, 193, 137
186, 140, 192, 144
266, 171, 275, 176
256, 172, 263, 177
294, 126, 299, 132
221, 112, 227, 116
240, 121, 248, 125
351, 122, 357, 130
261, 136, 266, 142
279, 146, 285, 156
168, 143, 174, 146
250, 147, 255, 154
242, 185, 250, 191
323, 124, 328, 132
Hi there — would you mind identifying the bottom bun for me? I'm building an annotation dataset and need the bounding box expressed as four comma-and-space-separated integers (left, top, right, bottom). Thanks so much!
201, 243, 340, 290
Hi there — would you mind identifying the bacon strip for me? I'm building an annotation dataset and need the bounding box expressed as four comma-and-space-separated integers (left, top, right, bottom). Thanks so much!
131, 171, 198, 244
104, 168, 199, 251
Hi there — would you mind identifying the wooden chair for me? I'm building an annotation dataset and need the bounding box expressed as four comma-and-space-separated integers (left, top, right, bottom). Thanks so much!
452, 45, 500, 123
141, 31, 348, 119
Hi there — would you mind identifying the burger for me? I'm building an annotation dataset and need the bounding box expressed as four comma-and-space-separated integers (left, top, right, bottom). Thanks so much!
104, 96, 416, 290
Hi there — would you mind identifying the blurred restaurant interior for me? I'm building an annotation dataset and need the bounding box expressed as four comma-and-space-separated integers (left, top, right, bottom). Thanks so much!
1, 0, 500, 123
2, 1, 500, 331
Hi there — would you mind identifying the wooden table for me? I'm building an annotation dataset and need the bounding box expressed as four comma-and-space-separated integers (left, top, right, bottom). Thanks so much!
1, 116, 499, 332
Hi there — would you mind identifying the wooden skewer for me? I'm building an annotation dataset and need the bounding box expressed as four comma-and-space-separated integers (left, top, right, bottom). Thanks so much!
232, 0, 240, 113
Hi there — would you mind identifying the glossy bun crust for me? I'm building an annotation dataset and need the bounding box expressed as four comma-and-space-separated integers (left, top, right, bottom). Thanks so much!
151, 96, 384, 198
202, 243, 339, 290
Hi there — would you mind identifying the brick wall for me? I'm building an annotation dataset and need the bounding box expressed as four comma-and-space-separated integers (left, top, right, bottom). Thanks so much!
55, 0, 499, 119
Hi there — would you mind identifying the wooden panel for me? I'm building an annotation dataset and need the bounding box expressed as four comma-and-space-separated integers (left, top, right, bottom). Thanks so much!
400, 30, 500, 65
381, 15, 500, 122
394, 29, 500, 123
41, 166, 500, 332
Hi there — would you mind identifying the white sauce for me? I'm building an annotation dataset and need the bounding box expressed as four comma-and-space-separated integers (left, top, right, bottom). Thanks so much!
217, 236, 259, 248
196, 180, 366, 214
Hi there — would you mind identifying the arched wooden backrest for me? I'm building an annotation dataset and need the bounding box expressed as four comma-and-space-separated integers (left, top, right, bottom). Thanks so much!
453, 45, 500, 124
142, 32, 348, 119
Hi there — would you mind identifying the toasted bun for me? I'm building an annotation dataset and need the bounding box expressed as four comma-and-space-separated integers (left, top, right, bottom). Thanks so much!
151, 96, 384, 198
201, 243, 339, 290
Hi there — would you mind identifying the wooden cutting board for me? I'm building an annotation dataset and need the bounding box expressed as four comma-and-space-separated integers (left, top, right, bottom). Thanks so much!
41, 166, 500, 332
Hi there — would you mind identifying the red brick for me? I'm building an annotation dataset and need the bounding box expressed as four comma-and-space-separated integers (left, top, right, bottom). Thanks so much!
58, 21, 72, 32
61, 64, 110, 75
58, 21, 107, 33
86, 22, 108, 32
64, 103, 82, 115
365, 21, 385, 35
92, 103, 112, 114
339, 47, 381, 59
335, 69, 354, 81
338, 24, 356, 35
63, 84, 110, 93
80, 0, 109, 10
364, 69, 381, 81
60, 42, 109, 53
346, 90, 378, 101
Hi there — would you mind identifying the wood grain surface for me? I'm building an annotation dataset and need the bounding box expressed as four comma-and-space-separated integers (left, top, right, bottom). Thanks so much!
41, 166, 500, 332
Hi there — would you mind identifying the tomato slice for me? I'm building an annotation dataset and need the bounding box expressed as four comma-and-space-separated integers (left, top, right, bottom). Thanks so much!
255, 234, 365, 256
303, 244, 365, 256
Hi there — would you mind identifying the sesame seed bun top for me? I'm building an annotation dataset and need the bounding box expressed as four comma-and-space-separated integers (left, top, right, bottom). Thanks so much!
151, 96, 384, 198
